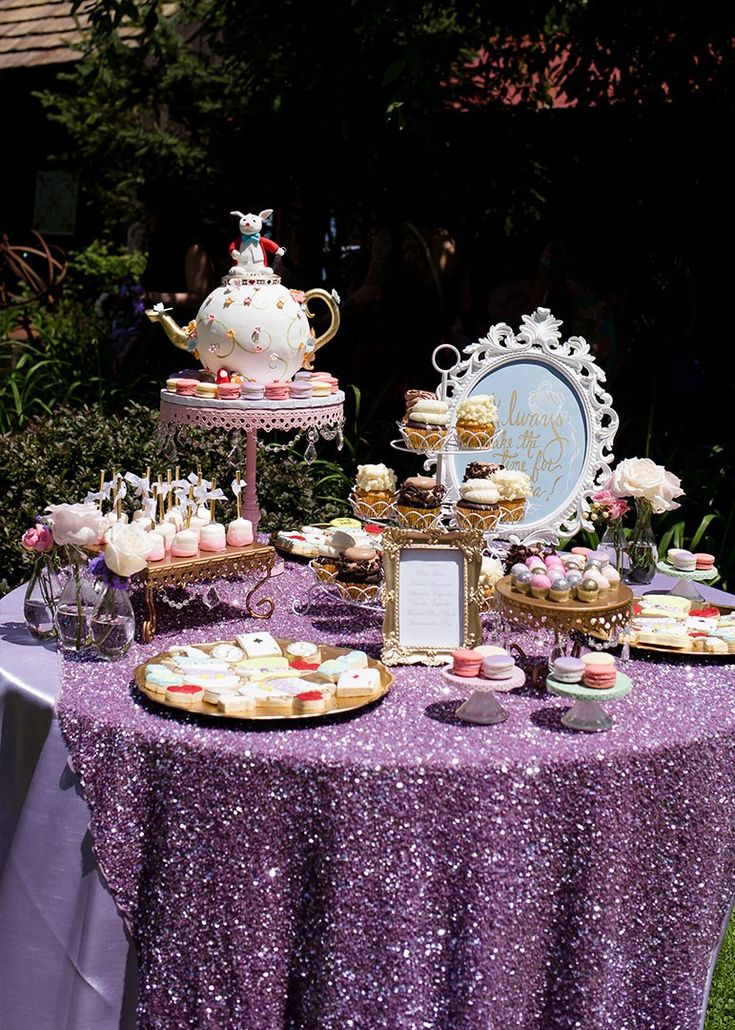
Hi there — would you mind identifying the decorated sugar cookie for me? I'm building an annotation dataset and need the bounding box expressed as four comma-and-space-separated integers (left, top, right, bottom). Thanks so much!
336, 668, 381, 697
236, 632, 282, 658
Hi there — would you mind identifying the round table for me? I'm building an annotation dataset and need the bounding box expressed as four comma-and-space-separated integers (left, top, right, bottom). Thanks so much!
46, 563, 735, 1030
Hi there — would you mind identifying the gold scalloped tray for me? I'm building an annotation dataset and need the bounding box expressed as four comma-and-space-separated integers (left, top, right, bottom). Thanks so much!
134, 637, 393, 720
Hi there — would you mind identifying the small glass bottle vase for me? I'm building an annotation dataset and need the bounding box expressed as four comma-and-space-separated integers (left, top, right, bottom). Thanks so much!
91, 585, 135, 661
54, 550, 99, 651
624, 498, 658, 585
598, 517, 627, 574
23, 556, 62, 640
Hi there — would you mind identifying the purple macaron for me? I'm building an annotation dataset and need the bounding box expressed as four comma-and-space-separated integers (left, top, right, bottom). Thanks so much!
551, 656, 585, 683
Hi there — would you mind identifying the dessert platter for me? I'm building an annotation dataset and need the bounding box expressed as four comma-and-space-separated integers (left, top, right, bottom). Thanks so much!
493, 547, 635, 646
622, 594, 735, 657
135, 632, 393, 720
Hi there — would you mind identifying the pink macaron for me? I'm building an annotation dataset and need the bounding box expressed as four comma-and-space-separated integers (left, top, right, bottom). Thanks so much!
175, 380, 198, 396
694, 553, 715, 571
264, 381, 290, 401
451, 649, 483, 677
217, 382, 241, 400
571, 546, 591, 557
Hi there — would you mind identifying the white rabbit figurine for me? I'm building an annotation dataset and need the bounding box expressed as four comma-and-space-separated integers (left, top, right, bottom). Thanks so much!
228, 209, 286, 277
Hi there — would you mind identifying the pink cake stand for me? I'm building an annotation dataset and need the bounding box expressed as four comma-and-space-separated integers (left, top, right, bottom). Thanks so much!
158, 390, 345, 531
441, 665, 526, 724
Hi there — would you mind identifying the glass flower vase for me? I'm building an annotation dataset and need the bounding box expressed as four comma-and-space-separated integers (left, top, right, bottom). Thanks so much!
91, 584, 135, 661
54, 548, 98, 651
624, 498, 658, 585
598, 517, 627, 574
23, 555, 62, 640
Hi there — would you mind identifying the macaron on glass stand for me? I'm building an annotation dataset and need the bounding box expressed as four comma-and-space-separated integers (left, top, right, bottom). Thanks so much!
545, 669, 632, 732
441, 650, 526, 725
654, 559, 720, 601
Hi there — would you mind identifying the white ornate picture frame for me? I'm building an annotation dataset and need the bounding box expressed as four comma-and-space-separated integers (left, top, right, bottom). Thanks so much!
441, 308, 618, 543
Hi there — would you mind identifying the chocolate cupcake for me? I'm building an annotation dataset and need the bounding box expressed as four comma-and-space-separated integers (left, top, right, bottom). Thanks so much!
395, 476, 445, 529
334, 546, 383, 599
464, 461, 505, 481
454, 479, 501, 532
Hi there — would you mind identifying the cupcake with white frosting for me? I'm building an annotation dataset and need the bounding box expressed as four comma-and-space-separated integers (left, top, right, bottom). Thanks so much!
400, 391, 450, 451
455, 394, 498, 448
488, 468, 533, 524
352, 463, 397, 520
454, 479, 501, 531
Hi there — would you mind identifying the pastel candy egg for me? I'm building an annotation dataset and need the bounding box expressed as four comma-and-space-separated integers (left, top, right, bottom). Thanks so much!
510, 563, 528, 577
566, 569, 583, 587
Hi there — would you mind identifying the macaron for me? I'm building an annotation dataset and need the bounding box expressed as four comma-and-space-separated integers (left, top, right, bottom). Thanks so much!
165, 378, 182, 391
265, 381, 290, 400
451, 648, 483, 677
217, 382, 241, 400
481, 654, 515, 680
474, 645, 509, 657
582, 665, 617, 690
551, 656, 585, 683
571, 547, 592, 557
670, 549, 696, 572
241, 382, 265, 400
196, 382, 218, 399
581, 652, 617, 690
289, 380, 313, 400
694, 553, 715, 571
176, 380, 198, 396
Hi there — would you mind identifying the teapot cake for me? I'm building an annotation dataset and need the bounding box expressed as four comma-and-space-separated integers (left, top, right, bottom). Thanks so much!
147, 208, 340, 386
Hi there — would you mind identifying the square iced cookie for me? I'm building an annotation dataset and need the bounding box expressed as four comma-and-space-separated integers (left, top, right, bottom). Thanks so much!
236, 655, 289, 670
236, 632, 282, 658
336, 667, 381, 697
217, 693, 256, 715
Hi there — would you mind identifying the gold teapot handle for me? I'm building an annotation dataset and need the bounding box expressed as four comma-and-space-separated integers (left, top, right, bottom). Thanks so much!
302, 289, 340, 370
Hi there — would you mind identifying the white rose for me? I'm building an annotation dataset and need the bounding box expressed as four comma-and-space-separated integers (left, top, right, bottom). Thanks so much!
104, 523, 154, 577
47, 502, 106, 547
608, 458, 684, 514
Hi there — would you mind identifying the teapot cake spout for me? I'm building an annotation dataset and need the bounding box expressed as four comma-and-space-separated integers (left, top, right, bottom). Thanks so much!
145, 304, 197, 356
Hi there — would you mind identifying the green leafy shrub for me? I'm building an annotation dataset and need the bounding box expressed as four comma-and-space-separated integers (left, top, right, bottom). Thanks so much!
0, 241, 156, 434
0, 402, 350, 593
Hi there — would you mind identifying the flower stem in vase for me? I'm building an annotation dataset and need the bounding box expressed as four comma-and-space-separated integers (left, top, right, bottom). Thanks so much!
624, 498, 658, 585
55, 546, 98, 651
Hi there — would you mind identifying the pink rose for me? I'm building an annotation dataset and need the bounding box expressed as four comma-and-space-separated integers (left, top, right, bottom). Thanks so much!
21, 525, 54, 552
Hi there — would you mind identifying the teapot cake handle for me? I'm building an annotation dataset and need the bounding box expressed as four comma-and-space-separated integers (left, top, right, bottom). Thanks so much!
301, 289, 341, 370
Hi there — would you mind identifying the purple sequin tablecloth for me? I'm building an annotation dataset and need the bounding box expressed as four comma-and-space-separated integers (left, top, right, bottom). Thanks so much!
56, 562, 735, 1030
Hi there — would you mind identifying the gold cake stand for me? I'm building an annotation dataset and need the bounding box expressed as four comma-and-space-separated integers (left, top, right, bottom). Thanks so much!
140, 542, 276, 642
494, 576, 634, 651
135, 636, 393, 721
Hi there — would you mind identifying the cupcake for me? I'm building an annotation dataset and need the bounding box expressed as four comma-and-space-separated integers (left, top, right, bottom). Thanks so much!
576, 577, 600, 603
454, 479, 501, 532
395, 476, 445, 529
511, 568, 532, 594
549, 577, 571, 602
454, 394, 498, 448
333, 546, 382, 600
530, 573, 551, 599
488, 469, 533, 524
352, 464, 397, 520
400, 392, 450, 450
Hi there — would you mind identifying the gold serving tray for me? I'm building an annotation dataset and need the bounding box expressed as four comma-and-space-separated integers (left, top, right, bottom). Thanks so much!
494, 576, 634, 640
134, 636, 393, 721
623, 600, 734, 658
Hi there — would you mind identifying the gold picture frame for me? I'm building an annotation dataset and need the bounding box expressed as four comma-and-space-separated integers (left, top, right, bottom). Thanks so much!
381, 527, 484, 666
